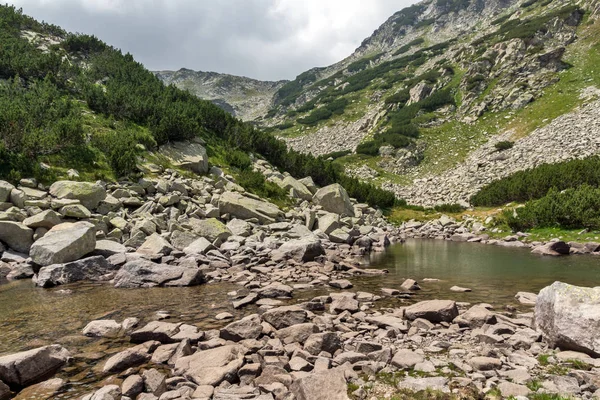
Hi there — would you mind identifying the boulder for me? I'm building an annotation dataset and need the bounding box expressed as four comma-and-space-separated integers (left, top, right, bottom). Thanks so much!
404, 300, 459, 323
113, 259, 204, 288
515, 291, 537, 305
0, 181, 15, 203
453, 305, 496, 328
23, 210, 61, 229
280, 176, 312, 201
183, 237, 214, 255
298, 177, 318, 194
220, 314, 262, 342
278, 237, 325, 262
290, 367, 350, 400
312, 184, 354, 217
35, 256, 114, 288
316, 213, 340, 235
82, 320, 122, 338
189, 218, 231, 243
92, 240, 127, 258
535, 281, 600, 356
218, 192, 283, 224
159, 141, 208, 174
11, 377, 63, 399
0, 221, 33, 253
226, 219, 252, 237
49, 181, 106, 210
137, 233, 174, 255
391, 349, 425, 369
103, 347, 152, 373
0, 345, 70, 387
304, 332, 342, 356
262, 306, 307, 329
30, 222, 96, 266
174, 345, 247, 386
130, 321, 182, 344
275, 323, 318, 345
532, 241, 570, 256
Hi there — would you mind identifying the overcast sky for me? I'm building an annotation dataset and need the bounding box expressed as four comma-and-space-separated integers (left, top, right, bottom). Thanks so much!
8, 0, 418, 81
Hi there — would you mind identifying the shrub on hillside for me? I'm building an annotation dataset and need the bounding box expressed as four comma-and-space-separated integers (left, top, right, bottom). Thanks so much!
505, 185, 600, 231
471, 156, 600, 207
434, 203, 465, 213
494, 141, 514, 152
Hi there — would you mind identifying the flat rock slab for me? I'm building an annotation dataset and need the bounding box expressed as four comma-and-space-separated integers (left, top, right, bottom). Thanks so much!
290, 367, 350, 400
404, 299, 458, 323
174, 345, 247, 387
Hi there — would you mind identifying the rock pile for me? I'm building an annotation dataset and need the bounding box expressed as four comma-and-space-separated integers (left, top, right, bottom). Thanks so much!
66, 281, 600, 400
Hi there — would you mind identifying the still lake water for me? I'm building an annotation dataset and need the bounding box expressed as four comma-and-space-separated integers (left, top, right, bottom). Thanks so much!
1, 239, 600, 395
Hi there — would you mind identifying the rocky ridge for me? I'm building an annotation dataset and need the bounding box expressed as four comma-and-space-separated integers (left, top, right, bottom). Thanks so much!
154, 69, 286, 121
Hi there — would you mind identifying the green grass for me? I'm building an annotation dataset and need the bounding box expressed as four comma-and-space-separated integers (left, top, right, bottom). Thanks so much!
537, 354, 551, 366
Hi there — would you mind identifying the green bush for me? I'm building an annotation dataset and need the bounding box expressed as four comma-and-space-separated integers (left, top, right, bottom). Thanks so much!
434, 203, 465, 213
274, 70, 319, 106
394, 38, 425, 56
384, 90, 410, 105
494, 141, 514, 151
224, 149, 252, 170
505, 185, 600, 231
356, 140, 382, 156
321, 150, 351, 160
471, 156, 600, 207
297, 98, 349, 125
235, 169, 288, 202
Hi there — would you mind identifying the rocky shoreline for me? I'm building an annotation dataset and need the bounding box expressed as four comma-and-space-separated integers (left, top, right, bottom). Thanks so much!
398, 214, 600, 257
1, 280, 600, 400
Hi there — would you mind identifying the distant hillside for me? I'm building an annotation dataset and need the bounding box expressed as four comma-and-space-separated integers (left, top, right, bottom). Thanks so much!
159, 0, 600, 207
154, 69, 286, 121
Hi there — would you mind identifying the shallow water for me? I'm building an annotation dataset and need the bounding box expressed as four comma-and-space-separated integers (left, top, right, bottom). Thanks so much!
1, 239, 600, 397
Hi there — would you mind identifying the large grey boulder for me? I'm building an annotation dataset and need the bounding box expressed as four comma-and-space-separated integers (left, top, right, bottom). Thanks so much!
35, 256, 115, 288
113, 259, 204, 288
189, 218, 231, 243
0, 181, 15, 203
174, 345, 247, 386
316, 213, 340, 235
290, 368, 350, 400
159, 141, 208, 174
404, 300, 459, 323
137, 233, 174, 255
535, 281, 600, 356
220, 314, 262, 342
313, 184, 354, 217
218, 192, 283, 224
532, 241, 570, 256
23, 210, 61, 229
0, 221, 34, 253
92, 240, 127, 258
30, 222, 96, 266
262, 306, 307, 329
49, 181, 106, 210
0, 345, 70, 387
280, 176, 312, 201
277, 237, 325, 262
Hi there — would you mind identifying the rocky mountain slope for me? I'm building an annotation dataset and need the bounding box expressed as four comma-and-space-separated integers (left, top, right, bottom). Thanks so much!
160, 0, 600, 207
155, 69, 286, 121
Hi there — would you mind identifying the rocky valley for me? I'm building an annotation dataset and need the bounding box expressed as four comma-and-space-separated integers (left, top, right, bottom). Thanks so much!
2, 0, 600, 399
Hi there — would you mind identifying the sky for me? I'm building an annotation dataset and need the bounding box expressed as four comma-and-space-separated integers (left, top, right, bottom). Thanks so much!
8, 0, 418, 81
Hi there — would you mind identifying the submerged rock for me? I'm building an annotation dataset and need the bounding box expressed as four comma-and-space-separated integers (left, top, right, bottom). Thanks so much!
113, 259, 204, 288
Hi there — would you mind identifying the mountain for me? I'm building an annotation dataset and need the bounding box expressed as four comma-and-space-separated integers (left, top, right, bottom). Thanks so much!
0, 4, 396, 210
154, 69, 286, 121
157, 0, 600, 207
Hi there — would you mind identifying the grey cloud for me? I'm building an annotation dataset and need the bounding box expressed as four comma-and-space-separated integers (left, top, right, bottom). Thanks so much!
9, 0, 417, 80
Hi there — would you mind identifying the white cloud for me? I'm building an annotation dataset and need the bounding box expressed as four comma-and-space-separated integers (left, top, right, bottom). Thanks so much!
7, 0, 417, 80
